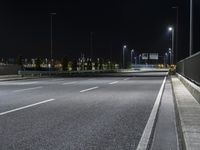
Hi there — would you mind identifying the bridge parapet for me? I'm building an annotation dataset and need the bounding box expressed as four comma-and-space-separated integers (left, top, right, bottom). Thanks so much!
177, 51, 200, 86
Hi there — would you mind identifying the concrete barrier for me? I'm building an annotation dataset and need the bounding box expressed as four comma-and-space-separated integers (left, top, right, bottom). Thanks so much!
0, 65, 21, 75
177, 73, 200, 104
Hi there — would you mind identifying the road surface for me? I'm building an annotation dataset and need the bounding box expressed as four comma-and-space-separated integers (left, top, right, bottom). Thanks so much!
0, 72, 169, 149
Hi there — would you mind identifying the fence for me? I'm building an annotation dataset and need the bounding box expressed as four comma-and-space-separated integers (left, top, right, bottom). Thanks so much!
176, 51, 200, 85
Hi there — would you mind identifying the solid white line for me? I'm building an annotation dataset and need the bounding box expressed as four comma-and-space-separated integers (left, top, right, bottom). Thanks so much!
62, 81, 77, 85
109, 81, 119, 85
136, 76, 166, 150
14, 86, 43, 92
123, 78, 130, 81
80, 86, 99, 93
0, 98, 55, 116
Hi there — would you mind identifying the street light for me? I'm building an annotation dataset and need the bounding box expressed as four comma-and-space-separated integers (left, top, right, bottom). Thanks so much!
189, 0, 193, 56
168, 26, 174, 65
123, 45, 127, 69
168, 48, 172, 65
165, 52, 168, 66
131, 49, 134, 65
139, 54, 141, 64
172, 6, 179, 62
49, 12, 56, 62
168, 27, 173, 31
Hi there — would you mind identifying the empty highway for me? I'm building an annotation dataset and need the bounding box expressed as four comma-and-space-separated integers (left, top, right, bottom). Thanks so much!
0, 72, 167, 150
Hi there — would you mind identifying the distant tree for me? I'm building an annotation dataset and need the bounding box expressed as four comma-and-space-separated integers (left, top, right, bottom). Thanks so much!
95, 58, 100, 70
16, 55, 23, 66
110, 61, 116, 69
61, 57, 68, 71
35, 57, 42, 70
99, 58, 104, 70
68, 61, 72, 71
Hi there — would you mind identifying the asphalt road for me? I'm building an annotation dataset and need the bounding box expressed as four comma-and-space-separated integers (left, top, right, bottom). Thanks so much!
0, 72, 167, 150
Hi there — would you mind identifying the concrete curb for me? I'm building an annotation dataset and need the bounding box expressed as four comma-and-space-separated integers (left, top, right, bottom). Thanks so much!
171, 75, 200, 150
0, 75, 39, 81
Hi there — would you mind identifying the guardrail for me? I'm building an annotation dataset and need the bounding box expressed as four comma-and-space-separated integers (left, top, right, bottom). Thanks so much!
19, 69, 119, 77
176, 51, 200, 85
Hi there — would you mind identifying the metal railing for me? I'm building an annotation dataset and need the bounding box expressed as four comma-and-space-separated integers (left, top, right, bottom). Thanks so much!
176, 51, 200, 85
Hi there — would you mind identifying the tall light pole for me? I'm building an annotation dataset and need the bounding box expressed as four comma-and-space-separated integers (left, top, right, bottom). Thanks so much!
168, 26, 174, 64
169, 48, 172, 65
134, 57, 137, 65
165, 52, 168, 66
123, 45, 127, 69
90, 32, 93, 59
139, 54, 141, 64
172, 6, 179, 62
189, 0, 193, 56
49, 12, 56, 62
131, 49, 134, 65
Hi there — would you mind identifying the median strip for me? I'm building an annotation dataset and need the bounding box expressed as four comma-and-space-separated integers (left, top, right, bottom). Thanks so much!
109, 81, 119, 85
80, 86, 99, 93
14, 86, 43, 92
0, 98, 55, 116
136, 76, 166, 150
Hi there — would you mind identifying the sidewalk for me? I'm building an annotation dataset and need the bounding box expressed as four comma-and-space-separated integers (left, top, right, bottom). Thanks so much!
171, 76, 200, 150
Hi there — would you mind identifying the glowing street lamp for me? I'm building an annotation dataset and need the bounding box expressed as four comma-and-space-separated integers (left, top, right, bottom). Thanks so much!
168, 48, 172, 65
49, 12, 56, 62
122, 45, 127, 68
168, 27, 173, 31
131, 49, 134, 65
168, 26, 174, 65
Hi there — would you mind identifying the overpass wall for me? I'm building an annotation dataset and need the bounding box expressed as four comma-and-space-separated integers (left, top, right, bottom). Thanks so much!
177, 51, 200, 85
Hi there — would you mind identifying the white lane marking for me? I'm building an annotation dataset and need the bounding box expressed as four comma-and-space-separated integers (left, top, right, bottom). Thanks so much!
0, 81, 38, 85
0, 98, 55, 116
109, 81, 119, 85
52, 79, 65, 81
123, 78, 130, 81
136, 76, 166, 150
14, 86, 43, 92
80, 86, 99, 93
62, 81, 77, 85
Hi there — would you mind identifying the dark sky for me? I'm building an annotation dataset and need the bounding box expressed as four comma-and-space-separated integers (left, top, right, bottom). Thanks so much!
0, 0, 199, 62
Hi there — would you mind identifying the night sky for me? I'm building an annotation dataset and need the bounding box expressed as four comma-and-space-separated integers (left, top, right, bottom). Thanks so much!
0, 0, 199, 62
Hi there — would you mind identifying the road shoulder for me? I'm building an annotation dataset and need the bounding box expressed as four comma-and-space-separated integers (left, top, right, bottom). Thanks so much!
151, 79, 179, 150
171, 76, 200, 150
